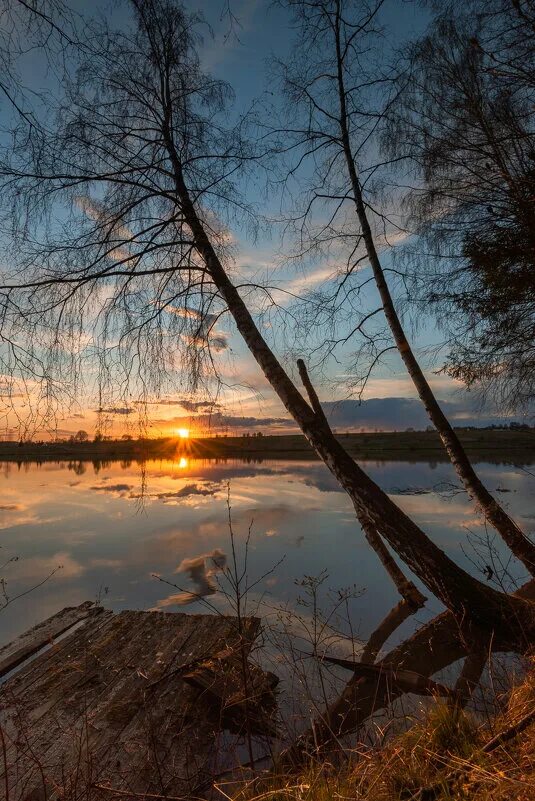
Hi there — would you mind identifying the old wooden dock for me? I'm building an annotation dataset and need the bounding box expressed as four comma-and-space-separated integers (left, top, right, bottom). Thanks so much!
0, 603, 277, 800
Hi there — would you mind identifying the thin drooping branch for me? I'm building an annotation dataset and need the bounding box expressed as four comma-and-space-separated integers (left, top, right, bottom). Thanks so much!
297, 357, 426, 611
297, 357, 330, 425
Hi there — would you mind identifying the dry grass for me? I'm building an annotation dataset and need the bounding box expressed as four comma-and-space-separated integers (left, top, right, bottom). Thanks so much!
226, 662, 535, 801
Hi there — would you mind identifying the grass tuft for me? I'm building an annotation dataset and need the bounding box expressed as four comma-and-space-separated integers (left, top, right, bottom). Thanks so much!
228, 667, 535, 801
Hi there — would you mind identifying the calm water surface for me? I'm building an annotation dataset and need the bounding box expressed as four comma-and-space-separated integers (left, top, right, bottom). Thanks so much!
1, 456, 534, 649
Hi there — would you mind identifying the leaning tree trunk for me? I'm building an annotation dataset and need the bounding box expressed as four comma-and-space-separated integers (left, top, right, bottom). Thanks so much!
332, 12, 535, 578
165, 147, 534, 651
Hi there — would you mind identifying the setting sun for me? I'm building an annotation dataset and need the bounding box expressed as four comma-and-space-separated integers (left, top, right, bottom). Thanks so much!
176, 428, 190, 439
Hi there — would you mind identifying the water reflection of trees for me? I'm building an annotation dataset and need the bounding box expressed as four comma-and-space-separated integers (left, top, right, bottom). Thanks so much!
68, 460, 86, 476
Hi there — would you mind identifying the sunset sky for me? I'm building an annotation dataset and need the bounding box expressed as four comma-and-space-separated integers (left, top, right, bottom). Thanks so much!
0, 0, 527, 440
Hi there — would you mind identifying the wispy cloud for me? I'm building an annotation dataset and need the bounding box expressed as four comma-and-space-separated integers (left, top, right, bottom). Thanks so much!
90, 483, 134, 495
161, 304, 229, 351
150, 410, 294, 433
95, 406, 135, 415
135, 398, 221, 412
281, 264, 340, 297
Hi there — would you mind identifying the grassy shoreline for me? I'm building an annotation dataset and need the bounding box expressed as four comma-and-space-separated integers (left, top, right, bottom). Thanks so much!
233, 670, 535, 800
0, 429, 534, 463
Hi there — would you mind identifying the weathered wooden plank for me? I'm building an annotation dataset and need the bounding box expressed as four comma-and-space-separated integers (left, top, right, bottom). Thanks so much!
1, 610, 161, 798
0, 601, 101, 679
0, 607, 115, 714
0, 611, 266, 801
183, 646, 279, 736
96, 613, 235, 799
77, 614, 261, 799
0, 608, 117, 788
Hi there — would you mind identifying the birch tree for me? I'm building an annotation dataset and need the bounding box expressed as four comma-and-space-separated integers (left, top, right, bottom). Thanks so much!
385, 0, 535, 411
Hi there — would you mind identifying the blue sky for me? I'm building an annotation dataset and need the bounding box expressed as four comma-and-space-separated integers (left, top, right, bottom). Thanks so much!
1, 0, 527, 438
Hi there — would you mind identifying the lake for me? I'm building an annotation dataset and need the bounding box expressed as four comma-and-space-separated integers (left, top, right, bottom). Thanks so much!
0, 456, 534, 652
